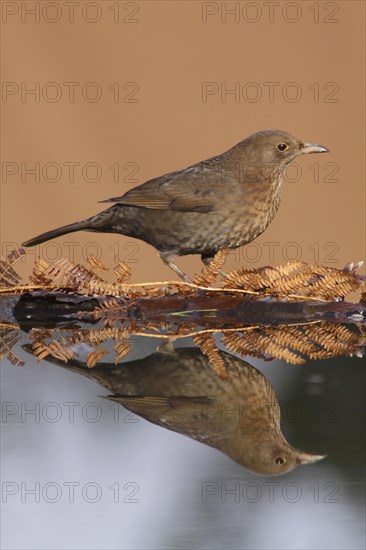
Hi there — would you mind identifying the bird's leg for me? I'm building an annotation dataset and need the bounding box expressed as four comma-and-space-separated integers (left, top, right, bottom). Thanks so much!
157, 338, 177, 353
201, 253, 227, 277
160, 252, 192, 283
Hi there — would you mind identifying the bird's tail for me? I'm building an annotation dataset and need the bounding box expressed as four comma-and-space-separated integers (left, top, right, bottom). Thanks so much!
22, 219, 92, 247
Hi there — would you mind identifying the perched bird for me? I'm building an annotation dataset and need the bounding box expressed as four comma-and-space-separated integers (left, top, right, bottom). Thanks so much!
24, 344, 325, 475
23, 130, 329, 281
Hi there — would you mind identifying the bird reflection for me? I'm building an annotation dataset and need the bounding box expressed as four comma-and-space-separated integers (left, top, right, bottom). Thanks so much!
23, 343, 325, 475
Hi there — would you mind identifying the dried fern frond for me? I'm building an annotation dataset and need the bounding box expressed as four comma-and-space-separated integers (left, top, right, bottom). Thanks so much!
233, 329, 304, 364
0, 249, 25, 288
223, 261, 305, 291
269, 261, 307, 277
139, 321, 165, 333
221, 331, 268, 361
30, 258, 51, 284
65, 326, 129, 347
30, 257, 122, 296
31, 328, 114, 366
87, 347, 109, 368
223, 261, 364, 301
114, 340, 131, 364
220, 322, 364, 365
0, 326, 24, 366
48, 258, 109, 293
87, 255, 109, 272
32, 336, 76, 363
29, 324, 135, 368
305, 268, 361, 300
194, 248, 229, 287
261, 326, 318, 356
114, 259, 131, 283
304, 322, 361, 357
29, 329, 54, 345
29, 256, 161, 298
193, 333, 228, 379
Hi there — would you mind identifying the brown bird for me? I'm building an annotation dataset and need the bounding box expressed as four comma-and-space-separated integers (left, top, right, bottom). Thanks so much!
22, 130, 329, 282
24, 344, 325, 475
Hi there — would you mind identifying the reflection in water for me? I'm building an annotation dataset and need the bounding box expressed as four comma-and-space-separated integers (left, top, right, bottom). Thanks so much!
1, 280, 364, 477
23, 344, 324, 475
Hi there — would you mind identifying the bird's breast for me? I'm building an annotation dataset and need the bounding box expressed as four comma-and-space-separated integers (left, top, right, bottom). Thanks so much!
210, 176, 283, 249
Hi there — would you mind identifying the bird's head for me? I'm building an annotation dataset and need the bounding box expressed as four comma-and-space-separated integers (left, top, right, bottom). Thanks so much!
232, 435, 326, 476
233, 130, 329, 182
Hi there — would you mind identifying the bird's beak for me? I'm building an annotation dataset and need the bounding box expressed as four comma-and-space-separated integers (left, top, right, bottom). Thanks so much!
301, 142, 330, 154
297, 452, 326, 465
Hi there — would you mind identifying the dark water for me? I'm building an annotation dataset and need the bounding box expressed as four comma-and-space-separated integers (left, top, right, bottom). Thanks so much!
1, 334, 365, 550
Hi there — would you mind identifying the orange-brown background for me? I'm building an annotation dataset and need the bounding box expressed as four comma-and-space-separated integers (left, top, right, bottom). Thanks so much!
1, 0, 365, 282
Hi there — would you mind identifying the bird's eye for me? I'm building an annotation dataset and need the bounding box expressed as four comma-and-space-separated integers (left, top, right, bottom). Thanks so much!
275, 456, 286, 465
277, 143, 288, 152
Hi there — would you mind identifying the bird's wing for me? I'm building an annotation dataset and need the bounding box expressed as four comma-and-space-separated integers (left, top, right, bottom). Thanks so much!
101, 160, 221, 213
107, 394, 226, 449
108, 395, 211, 421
